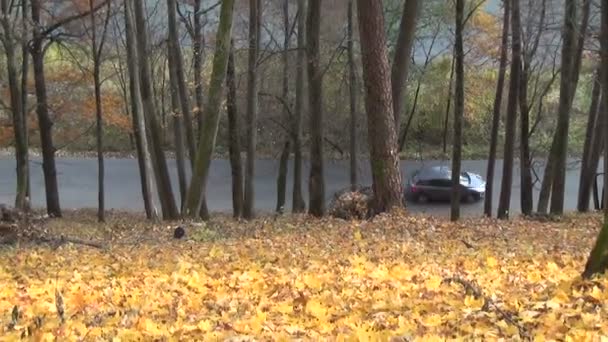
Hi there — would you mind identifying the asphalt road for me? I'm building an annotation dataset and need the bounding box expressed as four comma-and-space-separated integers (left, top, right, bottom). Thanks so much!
0, 157, 601, 217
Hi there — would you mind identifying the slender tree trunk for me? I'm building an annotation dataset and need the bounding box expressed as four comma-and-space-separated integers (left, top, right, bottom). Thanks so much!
276, 140, 291, 212
497, 0, 521, 220
21, 0, 30, 202
549, 0, 577, 215
94, 61, 105, 222
125, 0, 157, 220
583, 0, 608, 277
589, 97, 606, 210
357, 0, 403, 213
485, 0, 510, 217
30, 0, 61, 217
168, 55, 188, 209
307, 0, 325, 217
348, 0, 358, 190
183, 0, 235, 218
391, 0, 419, 132
292, 0, 306, 213
133, 0, 179, 220
519, 63, 533, 215
244, 0, 261, 219
450, 0, 465, 222
193, 0, 205, 135
442, 53, 455, 154
0, 0, 28, 210
578, 72, 601, 212
167, 0, 196, 162
227, 41, 244, 218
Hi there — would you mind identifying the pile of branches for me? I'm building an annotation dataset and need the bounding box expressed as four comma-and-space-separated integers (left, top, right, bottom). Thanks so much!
0, 205, 104, 249
328, 186, 375, 220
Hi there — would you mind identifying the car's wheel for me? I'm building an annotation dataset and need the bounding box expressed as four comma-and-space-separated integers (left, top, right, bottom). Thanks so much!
465, 193, 480, 203
417, 193, 430, 203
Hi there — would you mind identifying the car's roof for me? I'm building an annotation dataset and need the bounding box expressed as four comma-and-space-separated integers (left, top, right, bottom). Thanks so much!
415, 166, 452, 180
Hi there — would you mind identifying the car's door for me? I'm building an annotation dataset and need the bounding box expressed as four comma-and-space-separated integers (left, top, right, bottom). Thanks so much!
428, 179, 452, 200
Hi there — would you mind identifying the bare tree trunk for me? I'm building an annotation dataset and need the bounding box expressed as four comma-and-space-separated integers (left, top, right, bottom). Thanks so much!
184, 0, 235, 218
0, 0, 28, 210
442, 53, 455, 155
391, 0, 419, 132
582, 0, 608, 279
167, 0, 196, 161
227, 41, 243, 218
348, 0, 358, 190
292, 0, 306, 213
357, 0, 403, 213
168, 54, 188, 209
519, 63, 533, 215
193, 0, 205, 135
21, 0, 30, 202
485, 0, 510, 217
497, 0, 521, 220
307, 0, 325, 217
578, 71, 601, 212
244, 0, 261, 220
276, 140, 291, 213
30, 0, 61, 217
133, 0, 179, 220
549, 0, 577, 215
125, 0, 158, 220
450, 0, 465, 222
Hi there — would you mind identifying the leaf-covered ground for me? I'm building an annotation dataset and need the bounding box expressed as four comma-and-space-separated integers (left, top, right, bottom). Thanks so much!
1, 210, 607, 341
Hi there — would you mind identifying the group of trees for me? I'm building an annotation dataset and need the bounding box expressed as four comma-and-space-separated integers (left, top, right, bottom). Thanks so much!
1, 1, 608, 274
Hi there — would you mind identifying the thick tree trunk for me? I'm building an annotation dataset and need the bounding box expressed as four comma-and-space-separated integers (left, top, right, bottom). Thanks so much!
168, 55, 188, 209
30, 0, 61, 217
348, 0, 358, 190
519, 65, 533, 215
292, 0, 306, 213
244, 0, 261, 220
183, 0, 235, 218
450, 0, 465, 222
391, 0, 419, 132
497, 0, 521, 220
227, 41, 244, 218
133, 0, 179, 220
578, 72, 601, 212
356, 0, 403, 213
125, 0, 158, 220
307, 0, 326, 217
0, 0, 28, 210
167, 0, 196, 162
484, 0, 510, 217
549, 0, 577, 215
276, 140, 291, 213
583, 0, 608, 275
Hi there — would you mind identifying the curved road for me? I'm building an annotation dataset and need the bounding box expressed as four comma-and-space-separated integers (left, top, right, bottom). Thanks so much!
0, 157, 601, 217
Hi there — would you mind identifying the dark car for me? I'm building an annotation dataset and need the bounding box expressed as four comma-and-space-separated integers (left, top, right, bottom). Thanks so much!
405, 166, 486, 203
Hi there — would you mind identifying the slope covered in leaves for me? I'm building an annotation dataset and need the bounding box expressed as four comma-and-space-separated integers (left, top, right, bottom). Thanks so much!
0, 211, 607, 340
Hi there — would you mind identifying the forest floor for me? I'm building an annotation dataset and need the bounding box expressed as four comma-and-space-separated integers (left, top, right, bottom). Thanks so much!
0, 210, 607, 340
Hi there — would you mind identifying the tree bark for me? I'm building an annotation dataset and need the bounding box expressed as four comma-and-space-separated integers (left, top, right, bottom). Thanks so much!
549, 0, 577, 215
583, 0, 608, 275
167, 0, 196, 162
356, 0, 403, 213
30, 0, 61, 217
183, 0, 235, 218
484, 0, 510, 217
133, 0, 179, 220
578, 71, 601, 212
193, 0, 205, 135
307, 0, 325, 217
0, 0, 28, 210
21, 0, 31, 202
497, 0, 521, 220
391, 0, 419, 132
124, 0, 158, 220
227, 41, 244, 218
450, 0, 465, 222
348, 0, 358, 190
276, 140, 291, 213
244, 0, 261, 220
292, 0, 306, 213
442, 52, 455, 155
168, 53, 188, 209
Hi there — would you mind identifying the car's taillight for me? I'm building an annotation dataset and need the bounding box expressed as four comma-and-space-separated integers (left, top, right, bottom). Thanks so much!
410, 184, 418, 193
